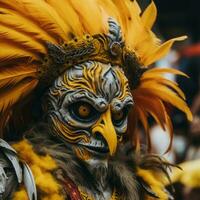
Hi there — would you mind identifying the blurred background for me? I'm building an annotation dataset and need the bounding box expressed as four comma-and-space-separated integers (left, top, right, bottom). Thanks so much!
138, 1, 200, 199
139, 0, 200, 41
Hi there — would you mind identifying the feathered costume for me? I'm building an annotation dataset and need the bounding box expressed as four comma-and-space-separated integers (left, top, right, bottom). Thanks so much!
0, 0, 192, 200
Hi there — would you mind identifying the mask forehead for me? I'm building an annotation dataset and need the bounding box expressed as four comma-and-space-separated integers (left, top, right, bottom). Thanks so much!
60, 61, 131, 105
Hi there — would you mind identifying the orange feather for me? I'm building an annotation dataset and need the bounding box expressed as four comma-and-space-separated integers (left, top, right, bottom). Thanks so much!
135, 84, 192, 121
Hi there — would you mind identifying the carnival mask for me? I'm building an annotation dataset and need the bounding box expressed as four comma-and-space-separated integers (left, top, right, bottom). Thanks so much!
45, 61, 133, 159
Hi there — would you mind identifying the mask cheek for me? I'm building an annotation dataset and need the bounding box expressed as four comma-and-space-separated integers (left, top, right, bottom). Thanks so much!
49, 112, 90, 144
51, 115, 92, 160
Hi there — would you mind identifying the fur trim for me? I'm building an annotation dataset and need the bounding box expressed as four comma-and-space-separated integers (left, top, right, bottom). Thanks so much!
13, 187, 28, 200
12, 139, 65, 200
13, 123, 172, 200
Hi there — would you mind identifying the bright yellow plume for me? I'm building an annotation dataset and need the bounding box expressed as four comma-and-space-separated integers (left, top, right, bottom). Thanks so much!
0, 0, 191, 148
170, 159, 200, 188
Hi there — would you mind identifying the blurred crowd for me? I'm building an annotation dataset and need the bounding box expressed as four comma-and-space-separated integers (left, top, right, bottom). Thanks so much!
135, 1, 200, 199
150, 41, 200, 200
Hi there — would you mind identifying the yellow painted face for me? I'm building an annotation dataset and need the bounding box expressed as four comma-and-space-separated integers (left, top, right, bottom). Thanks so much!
45, 61, 133, 160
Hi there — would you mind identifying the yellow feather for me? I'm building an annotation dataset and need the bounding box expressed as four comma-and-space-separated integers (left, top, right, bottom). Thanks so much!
0, 0, 68, 42
126, 1, 148, 49
137, 84, 192, 121
96, 0, 122, 34
143, 67, 189, 78
109, 1, 157, 59
111, 0, 130, 33
141, 1, 157, 29
158, 79, 185, 100
170, 159, 200, 187
0, 65, 37, 88
134, 90, 174, 152
0, 79, 38, 113
13, 188, 28, 200
68, 0, 104, 34
45, 0, 84, 37
97, 0, 121, 21
143, 36, 187, 65
129, 0, 141, 16
0, 0, 191, 143
134, 36, 160, 64
0, 43, 38, 63
141, 78, 186, 100
0, 0, 186, 66
141, 68, 188, 100
133, 32, 159, 61
13, 140, 65, 199
0, 7, 56, 44
124, 3, 159, 59
0, 24, 45, 54
124, 3, 144, 47
137, 168, 168, 200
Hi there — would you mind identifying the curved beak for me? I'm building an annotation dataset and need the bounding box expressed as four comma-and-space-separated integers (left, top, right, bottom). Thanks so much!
91, 107, 117, 155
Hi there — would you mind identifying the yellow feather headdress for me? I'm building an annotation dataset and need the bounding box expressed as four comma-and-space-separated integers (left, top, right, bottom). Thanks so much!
0, 0, 192, 150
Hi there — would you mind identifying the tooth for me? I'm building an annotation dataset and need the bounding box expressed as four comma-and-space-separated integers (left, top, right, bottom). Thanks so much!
92, 141, 95, 146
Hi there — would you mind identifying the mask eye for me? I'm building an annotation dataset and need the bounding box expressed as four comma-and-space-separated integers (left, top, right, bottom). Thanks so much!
112, 111, 124, 121
69, 101, 98, 122
78, 104, 91, 118
112, 107, 129, 126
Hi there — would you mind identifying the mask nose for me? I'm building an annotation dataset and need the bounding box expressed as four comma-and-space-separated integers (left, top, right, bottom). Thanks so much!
91, 107, 117, 155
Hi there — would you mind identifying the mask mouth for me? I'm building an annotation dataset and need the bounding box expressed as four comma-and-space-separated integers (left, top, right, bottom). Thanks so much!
78, 138, 109, 155
82, 144, 109, 154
